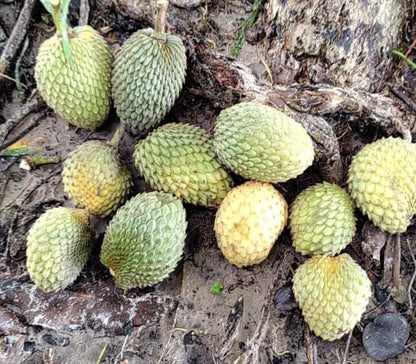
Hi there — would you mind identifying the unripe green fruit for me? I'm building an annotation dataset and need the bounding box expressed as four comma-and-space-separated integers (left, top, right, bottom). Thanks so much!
293, 254, 372, 341
134, 123, 233, 207
35, 26, 113, 131
26, 207, 93, 292
112, 28, 186, 136
348, 137, 416, 233
214, 102, 314, 183
100, 191, 187, 290
290, 182, 356, 256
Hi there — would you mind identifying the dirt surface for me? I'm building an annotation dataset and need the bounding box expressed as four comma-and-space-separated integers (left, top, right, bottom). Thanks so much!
1, 1, 416, 363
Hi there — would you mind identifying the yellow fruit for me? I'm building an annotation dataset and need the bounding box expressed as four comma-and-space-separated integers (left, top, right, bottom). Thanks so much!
293, 254, 372, 341
214, 181, 288, 267
62, 135, 132, 217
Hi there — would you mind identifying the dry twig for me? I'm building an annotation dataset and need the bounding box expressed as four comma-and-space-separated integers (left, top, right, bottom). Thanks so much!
0, 0, 37, 83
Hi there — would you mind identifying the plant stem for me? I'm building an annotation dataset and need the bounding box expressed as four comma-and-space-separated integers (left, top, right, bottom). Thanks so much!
155, 0, 169, 34
393, 50, 416, 70
50, 0, 63, 35
19, 155, 61, 170
109, 124, 123, 149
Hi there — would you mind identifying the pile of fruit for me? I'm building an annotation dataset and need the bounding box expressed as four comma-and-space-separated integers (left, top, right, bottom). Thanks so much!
26, 0, 416, 343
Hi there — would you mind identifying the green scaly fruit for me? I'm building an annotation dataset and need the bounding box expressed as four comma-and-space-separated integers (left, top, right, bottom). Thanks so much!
348, 137, 416, 233
290, 182, 356, 256
134, 123, 233, 207
214, 102, 315, 183
112, 14, 186, 136
35, 25, 113, 131
62, 129, 132, 217
293, 254, 372, 341
100, 191, 187, 290
26, 207, 93, 291
215, 181, 288, 267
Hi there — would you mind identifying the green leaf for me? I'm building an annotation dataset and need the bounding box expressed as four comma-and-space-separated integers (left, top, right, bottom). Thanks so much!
210, 281, 224, 296
393, 50, 416, 70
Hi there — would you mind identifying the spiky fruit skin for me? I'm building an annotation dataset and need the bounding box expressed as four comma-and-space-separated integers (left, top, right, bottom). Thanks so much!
214, 102, 314, 183
214, 181, 288, 267
112, 28, 187, 136
348, 137, 416, 233
62, 140, 132, 217
35, 26, 113, 131
293, 254, 372, 341
26, 207, 93, 292
134, 123, 233, 207
290, 182, 356, 256
100, 192, 187, 290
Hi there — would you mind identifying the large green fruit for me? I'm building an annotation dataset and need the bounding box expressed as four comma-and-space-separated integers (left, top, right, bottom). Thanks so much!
134, 123, 233, 207
348, 137, 416, 233
293, 254, 372, 341
112, 28, 186, 136
26, 207, 93, 292
62, 138, 132, 217
35, 25, 113, 131
214, 102, 314, 183
290, 182, 356, 256
100, 191, 187, 290
215, 181, 288, 267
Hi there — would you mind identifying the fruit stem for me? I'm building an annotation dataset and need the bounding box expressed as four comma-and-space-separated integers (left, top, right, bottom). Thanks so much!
19, 155, 61, 170
155, 0, 169, 34
50, 0, 63, 35
109, 124, 123, 149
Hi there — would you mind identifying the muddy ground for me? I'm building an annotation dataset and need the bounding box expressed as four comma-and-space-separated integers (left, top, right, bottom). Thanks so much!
1, 0, 416, 363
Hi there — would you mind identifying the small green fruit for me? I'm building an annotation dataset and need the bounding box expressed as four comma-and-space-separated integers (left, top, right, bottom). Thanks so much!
290, 182, 356, 256
26, 207, 93, 291
293, 254, 372, 341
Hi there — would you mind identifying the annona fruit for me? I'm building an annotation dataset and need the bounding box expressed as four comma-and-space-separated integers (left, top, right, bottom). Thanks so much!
26, 207, 93, 291
214, 102, 314, 183
35, 25, 113, 131
100, 191, 187, 290
134, 123, 233, 207
112, 13, 186, 136
348, 137, 416, 233
290, 182, 356, 256
214, 181, 288, 267
62, 130, 132, 217
293, 254, 372, 341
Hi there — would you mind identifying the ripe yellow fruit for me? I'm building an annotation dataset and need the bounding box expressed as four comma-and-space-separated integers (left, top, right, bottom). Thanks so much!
214, 181, 288, 267
293, 254, 372, 341
62, 137, 132, 217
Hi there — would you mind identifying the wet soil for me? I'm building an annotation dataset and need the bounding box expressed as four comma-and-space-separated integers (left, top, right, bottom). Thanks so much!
1, 1, 416, 363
